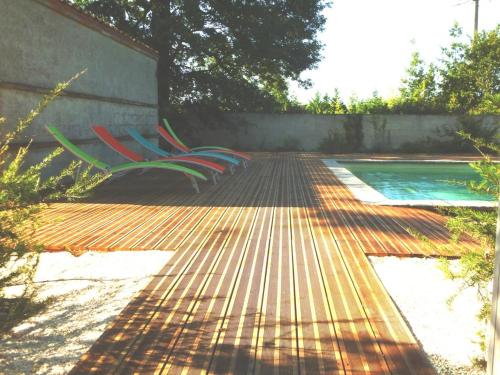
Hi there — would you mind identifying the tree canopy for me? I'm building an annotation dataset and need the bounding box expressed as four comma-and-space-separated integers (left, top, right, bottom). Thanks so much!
74, 0, 330, 112
439, 25, 500, 114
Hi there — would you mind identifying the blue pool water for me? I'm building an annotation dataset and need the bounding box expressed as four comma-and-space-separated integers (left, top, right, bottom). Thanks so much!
337, 161, 494, 202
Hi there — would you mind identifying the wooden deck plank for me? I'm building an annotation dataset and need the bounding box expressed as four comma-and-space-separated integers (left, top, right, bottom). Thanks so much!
305, 157, 436, 374
121, 175, 259, 373
38, 193, 171, 251
34, 173, 189, 244
297, 156, 391, 374
69, 163, 258, 374
147, 155, 278, 374
206, 157, 282, 374
253, 155, 298, 375
38, 153, 482, 374
287, 155, 345, 374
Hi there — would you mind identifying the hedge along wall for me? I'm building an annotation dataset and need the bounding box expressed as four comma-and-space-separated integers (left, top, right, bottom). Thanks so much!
172, 113, 499, 153
0, 0, 159, 173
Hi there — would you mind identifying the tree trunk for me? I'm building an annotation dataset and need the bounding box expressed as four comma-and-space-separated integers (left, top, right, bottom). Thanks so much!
151, 0, 171, 120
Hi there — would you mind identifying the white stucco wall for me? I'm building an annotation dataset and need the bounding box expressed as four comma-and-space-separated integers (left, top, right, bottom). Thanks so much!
176, 113, 499, 152
0, 0, 159, 170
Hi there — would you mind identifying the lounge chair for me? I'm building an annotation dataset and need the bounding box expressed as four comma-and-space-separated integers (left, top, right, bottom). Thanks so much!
92, 125, 224, 184
46, 125, 207, 193
160, 118, 252, 165
126, 128, 240, 174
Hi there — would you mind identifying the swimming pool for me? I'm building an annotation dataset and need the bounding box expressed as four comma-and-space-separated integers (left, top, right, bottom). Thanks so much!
323, 159, 496, 207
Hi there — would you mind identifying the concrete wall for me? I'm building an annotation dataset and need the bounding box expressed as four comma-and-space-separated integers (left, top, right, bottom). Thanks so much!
0, 0, 159, 172
176, 113, 499, 152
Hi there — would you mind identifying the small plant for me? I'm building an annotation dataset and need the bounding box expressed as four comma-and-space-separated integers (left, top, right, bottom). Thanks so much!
317, 116, 364, 153
410, 130, 499, 366
457, 130, 500, 194
305, 90, 347, 114
0, 71, 107, 332
398, 137, 441, 154
317, 129, 344, 153
343, 115, 364, 151
440, 116, 499, 153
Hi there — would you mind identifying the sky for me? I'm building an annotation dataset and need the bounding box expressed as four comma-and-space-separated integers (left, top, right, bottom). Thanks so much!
290, 0, 500, 103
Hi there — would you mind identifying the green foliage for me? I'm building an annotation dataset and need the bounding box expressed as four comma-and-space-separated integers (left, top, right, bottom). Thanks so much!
392, 52, 442, 114
458, 130, 500, 195
437, 204, 496, 328
74, 0, 330, 113
305, 26, 499, 116
430, 132, 498, 359
264, 80, 304, 113
317, 130, 342, 153
398, 138, 443, 154
347, 92, 390, 114
0, 72, 107, 332
305, 90, 347, 114
343, 115, 364, 150
439, 248, 494, 323
439, 133, 498, 295
304, 91, 391, 115
406, 130, 498, 362
318, 115, 363, 153
444, 207, 497, 247
440, 26, 500, 114
72, 5, 497, 117
398, 116, 498, 154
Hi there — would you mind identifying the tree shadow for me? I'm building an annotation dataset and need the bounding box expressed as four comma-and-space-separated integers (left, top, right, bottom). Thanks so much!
34, 153, 474, 256
69, 304, 436, 374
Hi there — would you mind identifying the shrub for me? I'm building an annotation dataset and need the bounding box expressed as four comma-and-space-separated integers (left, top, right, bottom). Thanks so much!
317, 115, 364, 153
0, 71, 107, 332
411, 131, 499, 365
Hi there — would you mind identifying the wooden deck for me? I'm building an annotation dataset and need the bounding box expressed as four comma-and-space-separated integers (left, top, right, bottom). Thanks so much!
37, 154, 477, 374
36, 154, 471, 257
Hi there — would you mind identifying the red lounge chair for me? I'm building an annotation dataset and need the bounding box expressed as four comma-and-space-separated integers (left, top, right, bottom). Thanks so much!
92, 125, 225, 185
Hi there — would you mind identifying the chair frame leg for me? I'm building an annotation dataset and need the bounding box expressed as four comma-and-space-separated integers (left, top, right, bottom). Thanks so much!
211, 172, 218, 185
188, 175, 200, 193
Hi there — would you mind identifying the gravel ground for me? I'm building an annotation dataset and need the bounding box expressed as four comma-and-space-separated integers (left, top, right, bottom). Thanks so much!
370, 256, 486, 375
0, 251, 173, 375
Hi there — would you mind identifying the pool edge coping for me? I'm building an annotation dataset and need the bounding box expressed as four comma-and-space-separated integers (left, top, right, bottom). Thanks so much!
322, 159, 497, 208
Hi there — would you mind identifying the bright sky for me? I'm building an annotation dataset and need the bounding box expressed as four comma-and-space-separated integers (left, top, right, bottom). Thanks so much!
290, 0, 500, 103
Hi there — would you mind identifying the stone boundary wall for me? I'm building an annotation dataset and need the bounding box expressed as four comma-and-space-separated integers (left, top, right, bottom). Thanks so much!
177, 113, 499, 153
0, 0, 159, 172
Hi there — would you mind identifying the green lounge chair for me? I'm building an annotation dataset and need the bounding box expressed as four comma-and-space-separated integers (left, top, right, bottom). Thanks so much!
161, 118, 251, 165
